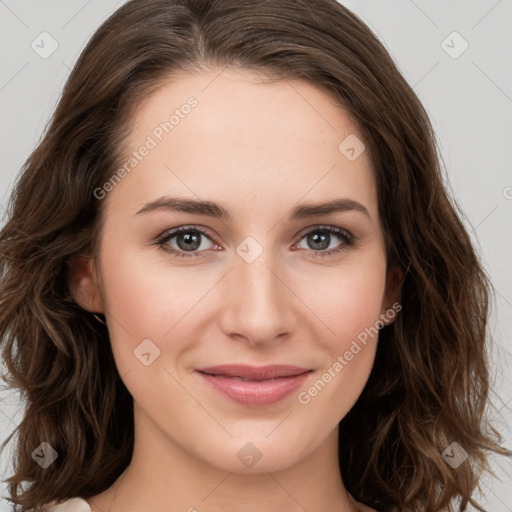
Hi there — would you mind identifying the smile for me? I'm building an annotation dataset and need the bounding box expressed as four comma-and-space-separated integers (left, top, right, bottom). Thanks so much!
196, 364, 313, 406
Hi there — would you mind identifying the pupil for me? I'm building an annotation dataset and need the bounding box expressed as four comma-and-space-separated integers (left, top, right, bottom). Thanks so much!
310, 232, 329, 250
178, 232, 200, 251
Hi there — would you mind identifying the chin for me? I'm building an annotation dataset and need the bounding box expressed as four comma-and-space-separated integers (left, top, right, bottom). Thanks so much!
195, 433, 315, 475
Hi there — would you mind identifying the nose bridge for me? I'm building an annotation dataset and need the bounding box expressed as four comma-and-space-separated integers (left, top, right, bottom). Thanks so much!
219, 235, 295, 344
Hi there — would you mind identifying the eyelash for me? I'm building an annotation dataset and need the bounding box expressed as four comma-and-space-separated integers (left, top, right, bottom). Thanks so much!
155, 225, 356, 260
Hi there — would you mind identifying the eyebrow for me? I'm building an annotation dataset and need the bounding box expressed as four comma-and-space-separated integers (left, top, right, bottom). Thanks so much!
134, 196, 371, 221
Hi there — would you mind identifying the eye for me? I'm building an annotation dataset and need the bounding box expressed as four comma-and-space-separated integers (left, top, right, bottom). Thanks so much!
155, 225, 356, 259
293, 225, 355, 259
156, 226, 218, 259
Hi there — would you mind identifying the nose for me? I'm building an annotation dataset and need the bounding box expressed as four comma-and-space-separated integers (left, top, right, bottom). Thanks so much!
218, 244, 297, 347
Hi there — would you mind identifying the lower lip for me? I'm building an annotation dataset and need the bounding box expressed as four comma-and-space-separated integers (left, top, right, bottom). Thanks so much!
197, 371, 311, 406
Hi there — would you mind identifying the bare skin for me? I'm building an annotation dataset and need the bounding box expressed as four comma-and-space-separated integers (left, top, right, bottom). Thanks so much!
70, 66, 401, 512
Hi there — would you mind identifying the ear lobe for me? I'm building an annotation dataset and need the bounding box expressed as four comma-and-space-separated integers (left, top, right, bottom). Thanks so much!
380, 265, 403, 326
67, 254, 104, 313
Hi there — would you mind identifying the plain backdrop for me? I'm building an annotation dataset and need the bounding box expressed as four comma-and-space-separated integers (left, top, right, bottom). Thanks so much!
0, 0, 511, 510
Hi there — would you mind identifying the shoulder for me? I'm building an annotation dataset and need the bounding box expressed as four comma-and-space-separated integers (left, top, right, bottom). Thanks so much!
41, 497, 92, 512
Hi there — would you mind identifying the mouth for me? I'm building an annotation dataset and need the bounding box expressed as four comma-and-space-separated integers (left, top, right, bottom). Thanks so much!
197, 364, 311, 380
196, 364, 313, 406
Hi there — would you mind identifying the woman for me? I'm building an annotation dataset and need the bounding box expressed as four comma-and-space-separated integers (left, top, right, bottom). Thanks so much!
0, 1, 510, 511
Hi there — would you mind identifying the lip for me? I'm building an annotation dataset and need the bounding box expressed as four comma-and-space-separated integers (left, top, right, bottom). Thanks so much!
196, 364, 312, 406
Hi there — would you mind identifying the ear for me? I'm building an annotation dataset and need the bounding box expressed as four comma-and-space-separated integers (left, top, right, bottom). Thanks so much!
67, 254, 104, 313
379, 265, 403, 327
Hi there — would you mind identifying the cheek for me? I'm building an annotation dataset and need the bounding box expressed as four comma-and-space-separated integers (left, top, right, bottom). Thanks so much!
98, 244, 231, 380
295, 258, 387, 346
98, 249, 187, 371
295, 267, 385, 422
101, 243, 209, 329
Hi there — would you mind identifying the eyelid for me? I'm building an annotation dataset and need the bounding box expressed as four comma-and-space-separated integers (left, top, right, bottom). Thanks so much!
294, 223, 352, 240
155, 225, 219, 257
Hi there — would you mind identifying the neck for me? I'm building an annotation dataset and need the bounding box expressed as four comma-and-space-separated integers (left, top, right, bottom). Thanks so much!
88, 405, 360, 512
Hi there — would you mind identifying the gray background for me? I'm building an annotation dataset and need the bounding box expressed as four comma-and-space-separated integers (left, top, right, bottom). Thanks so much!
0, 0, 511, 510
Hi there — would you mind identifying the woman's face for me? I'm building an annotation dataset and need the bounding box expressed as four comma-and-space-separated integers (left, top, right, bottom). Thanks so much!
75, 67, 401, 473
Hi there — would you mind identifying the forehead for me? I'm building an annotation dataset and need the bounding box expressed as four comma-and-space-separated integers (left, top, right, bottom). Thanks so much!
104, 68, 377, 222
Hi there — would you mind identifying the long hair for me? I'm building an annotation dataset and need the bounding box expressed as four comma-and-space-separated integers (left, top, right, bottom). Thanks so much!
1, 1, 510, 510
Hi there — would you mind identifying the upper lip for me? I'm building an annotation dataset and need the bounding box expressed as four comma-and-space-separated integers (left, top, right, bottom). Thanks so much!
196, 364, 311, 381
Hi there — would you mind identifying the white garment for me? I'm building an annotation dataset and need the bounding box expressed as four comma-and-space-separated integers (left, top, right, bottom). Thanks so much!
43, 497, 92, 511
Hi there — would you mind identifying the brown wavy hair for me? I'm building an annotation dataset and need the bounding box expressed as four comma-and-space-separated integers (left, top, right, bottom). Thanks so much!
1, 0, 510, 510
